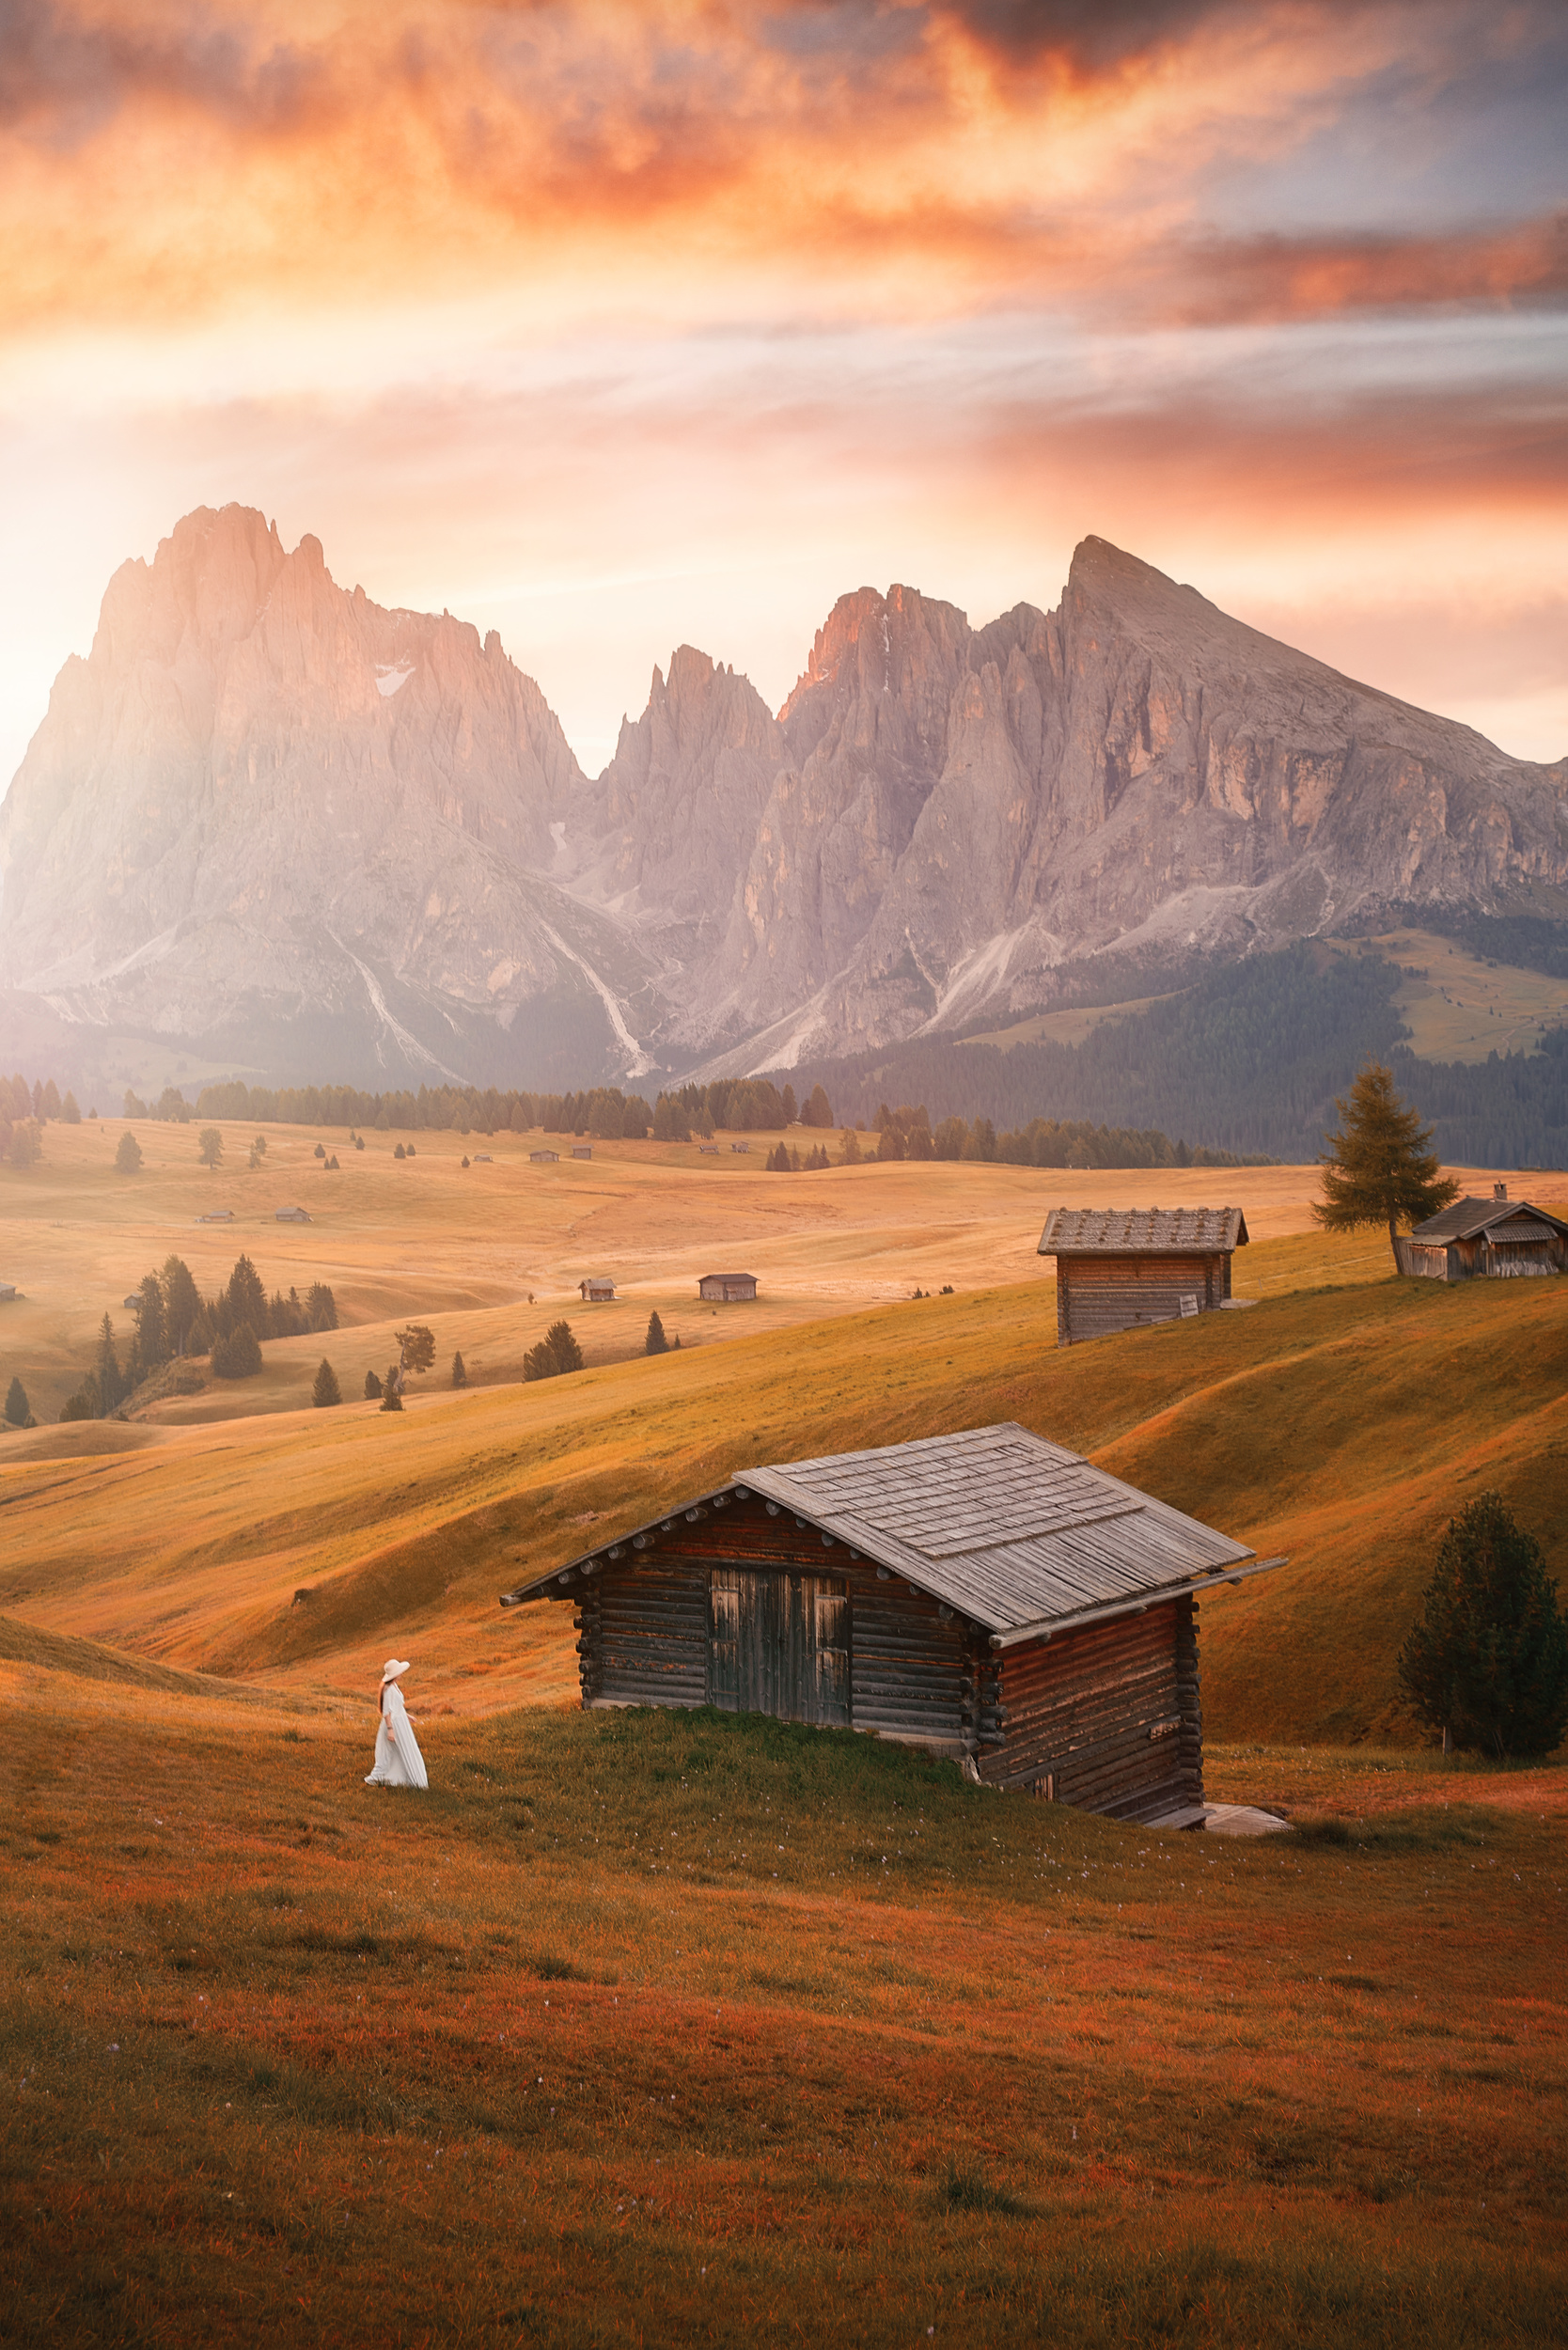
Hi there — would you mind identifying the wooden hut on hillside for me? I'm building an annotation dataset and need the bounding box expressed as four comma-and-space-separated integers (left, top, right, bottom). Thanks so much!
1400, 1186, 1568, 1281
529, 1149, 558, 1165
699, 1271, 758, 1302
1039, 1207, 1249, 1347
578, 1276, 617, 1303
572, 1145, 593, 1160
500, 1423, 1283, 1824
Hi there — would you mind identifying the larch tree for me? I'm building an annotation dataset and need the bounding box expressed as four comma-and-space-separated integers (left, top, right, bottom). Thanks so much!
1313, 1062, 1459, 1274
311, 1359, 342, 1408
115, 1130, 143, 1174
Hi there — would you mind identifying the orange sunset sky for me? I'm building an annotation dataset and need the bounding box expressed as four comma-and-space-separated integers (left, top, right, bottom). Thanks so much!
2, 0, 1564, 781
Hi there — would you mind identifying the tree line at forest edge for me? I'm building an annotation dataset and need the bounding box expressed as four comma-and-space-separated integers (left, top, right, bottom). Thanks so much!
2, 1067, 1255, 1175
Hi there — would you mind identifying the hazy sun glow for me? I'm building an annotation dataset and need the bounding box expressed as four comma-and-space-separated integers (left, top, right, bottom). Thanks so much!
2, 0, 1564, 782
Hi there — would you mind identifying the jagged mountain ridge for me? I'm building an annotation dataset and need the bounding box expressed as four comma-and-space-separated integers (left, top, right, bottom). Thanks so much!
2, 507, 1563, 1089
0, 505, 659, 1085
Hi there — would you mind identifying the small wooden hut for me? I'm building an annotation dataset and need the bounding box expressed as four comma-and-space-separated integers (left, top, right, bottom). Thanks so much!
1400, 1187, 1568, 1281
572, 1145, 593, 1160
500, 1422, 1282, 1823
529, 1149, 559, 1165
699, 1271, 758, 1302
1039, 1207, 1249, 1347
274, 1205, 312, 1223
578, 1276, 617, 1303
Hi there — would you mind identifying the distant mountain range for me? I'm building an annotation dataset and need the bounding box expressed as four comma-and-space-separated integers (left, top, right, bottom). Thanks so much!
2, 503, 1563, 1094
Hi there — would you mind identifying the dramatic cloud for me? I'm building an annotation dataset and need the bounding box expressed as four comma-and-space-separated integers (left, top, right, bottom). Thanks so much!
0, 0, 1563, 782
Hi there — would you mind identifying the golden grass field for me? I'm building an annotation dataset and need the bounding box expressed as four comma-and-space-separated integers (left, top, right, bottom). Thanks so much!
2, 1120, 1565, 2342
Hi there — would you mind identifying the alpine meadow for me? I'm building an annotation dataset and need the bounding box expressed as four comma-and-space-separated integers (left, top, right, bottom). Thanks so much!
3, 0, 1568, 2342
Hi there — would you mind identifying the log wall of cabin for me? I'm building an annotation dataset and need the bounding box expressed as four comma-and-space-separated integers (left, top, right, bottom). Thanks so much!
572, 1499, 973, 1751
977, 1597, 1202, 1821
1055, 1253, 1230, 1346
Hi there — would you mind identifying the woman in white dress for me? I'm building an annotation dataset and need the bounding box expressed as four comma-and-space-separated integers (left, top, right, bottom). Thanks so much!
365, 1658, 428, 1789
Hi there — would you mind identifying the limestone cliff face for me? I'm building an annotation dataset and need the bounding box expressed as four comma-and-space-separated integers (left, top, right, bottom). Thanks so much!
0, 505, 653, 1081
561, 645, 785, 982
3, 514, 1563, 1087
664, 540, 1568, 1067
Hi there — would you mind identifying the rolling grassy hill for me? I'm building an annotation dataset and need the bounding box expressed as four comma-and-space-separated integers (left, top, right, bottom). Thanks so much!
1, 1259, 1561, 1748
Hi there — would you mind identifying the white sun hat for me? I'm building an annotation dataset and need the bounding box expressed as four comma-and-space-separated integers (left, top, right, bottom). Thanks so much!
381, 1658, 412, 1685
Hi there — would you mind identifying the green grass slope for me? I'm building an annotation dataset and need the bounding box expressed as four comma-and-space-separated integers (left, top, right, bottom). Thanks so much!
1, 1263, 1562, 1747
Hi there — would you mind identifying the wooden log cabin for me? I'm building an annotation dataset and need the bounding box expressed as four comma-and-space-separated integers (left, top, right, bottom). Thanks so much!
500, 1423, 1283, 1825
1039, 1206, 1249, 1347
1399, 1186, 1568, 1281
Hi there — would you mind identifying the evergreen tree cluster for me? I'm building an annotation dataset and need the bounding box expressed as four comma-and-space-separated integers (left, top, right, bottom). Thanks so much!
55, 1254, 338, 1418
523, 1320, 585, 1382
1, 1071, 83, 1167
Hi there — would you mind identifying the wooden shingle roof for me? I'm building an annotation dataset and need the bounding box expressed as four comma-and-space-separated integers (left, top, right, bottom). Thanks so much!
1409, 1196, 1568, 1244
501, 1422, 1278, 1649
1039, 1206, 1248, 1256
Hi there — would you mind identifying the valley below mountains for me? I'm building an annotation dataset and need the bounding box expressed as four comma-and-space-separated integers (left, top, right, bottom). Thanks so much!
2, 503, 1564, 1097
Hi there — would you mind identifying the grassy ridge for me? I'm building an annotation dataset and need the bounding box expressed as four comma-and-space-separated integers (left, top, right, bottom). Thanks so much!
2, 1680, 1563, 2345
1, 1262, 1562, 1746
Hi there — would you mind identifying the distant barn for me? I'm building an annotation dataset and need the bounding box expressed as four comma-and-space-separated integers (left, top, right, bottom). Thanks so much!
1039, 1207, 1249, 1347
0, 1281, 16, 1303
699, 1272, 758, 1302
473, 1152, 494, 1163
196, 1209, 236, 1224
1401, 1185, 1567, 1280
579, 1277, 617, 1303
274, 1205, 312, 1223
501, 1423, 1281, 1823
529, 1150, 559, 1165
572, 1145, 592, 1161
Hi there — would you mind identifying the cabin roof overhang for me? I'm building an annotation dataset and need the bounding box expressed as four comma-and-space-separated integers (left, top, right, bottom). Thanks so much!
1408, 1196, 1568, 1245
499, 1421, 1284, 1642
1038, 1207, 1249, 1258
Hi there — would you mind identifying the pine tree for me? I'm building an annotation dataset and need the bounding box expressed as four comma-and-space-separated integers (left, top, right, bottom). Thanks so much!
451, 1351, 467, 1387
311, 1358, 342, 1408
380, 1380, 404, 1411
96, 1314, 125, 1415
212, 1323, 263, 1380
394, 1324, 436, 1377
227, 1253, 269, 1337
61, 1091, 81, 1124
115, 1131, 143, 1174
364, 1369, 383, 1399
645, 1310, 669, 1355
162, 1256, 201, 1353
9, 1121, 40, 1170
135, 1273, 169, 1369
1314, 1062, 1460, 1274
1399, 1494, 1568, 1759
198, 1125, 224, 1169
3, 1376, 29, 1428
524, 1320, 585, 1381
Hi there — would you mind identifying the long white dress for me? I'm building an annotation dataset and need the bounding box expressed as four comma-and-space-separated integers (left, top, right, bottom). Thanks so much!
365, 1682, 428, 1788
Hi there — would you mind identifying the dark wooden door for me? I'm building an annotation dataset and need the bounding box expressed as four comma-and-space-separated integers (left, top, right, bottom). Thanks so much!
708, 1568, 850, 1726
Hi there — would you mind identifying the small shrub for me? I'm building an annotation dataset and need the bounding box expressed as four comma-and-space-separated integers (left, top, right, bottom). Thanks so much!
311, 1359, 341, 1408
59, 1390, 95, 1422
4, 1376, 31, 1428
405, 1144, 416, 1158
380, 1385, 404, 1412
313, 1142, 326, 1160
9, 1120, 41, 1170
451, 1352, 467, 1387
394, 1143, 406, 1160
936, 2157, 1030, 2216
